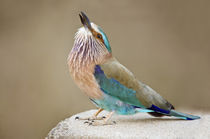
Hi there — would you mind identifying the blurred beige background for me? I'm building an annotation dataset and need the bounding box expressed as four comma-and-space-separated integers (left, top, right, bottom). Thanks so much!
0, 0, 210, 138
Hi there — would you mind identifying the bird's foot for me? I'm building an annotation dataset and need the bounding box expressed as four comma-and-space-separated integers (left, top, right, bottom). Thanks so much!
85, 111, 115, 126
75, 115, 106, 121
75, 108, 104, 121
85, 119, 116, 126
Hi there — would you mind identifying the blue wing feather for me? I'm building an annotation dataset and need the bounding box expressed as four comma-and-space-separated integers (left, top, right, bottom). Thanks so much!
94, 65, 145, 108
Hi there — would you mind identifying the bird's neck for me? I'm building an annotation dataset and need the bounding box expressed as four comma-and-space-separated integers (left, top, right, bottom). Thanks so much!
68, 41, 112, 73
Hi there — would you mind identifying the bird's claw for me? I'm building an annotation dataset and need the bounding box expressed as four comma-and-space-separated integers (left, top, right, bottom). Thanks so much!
74, 115, 106, 121
85, 120, 116, 126
84, 121, 89, 124
76, 111, 115, 126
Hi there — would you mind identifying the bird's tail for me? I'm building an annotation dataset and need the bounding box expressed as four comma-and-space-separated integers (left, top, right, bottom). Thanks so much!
148, 104, 200, 120
169, 110, 200, 120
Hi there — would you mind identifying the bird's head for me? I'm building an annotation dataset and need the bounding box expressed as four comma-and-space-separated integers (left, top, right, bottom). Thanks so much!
69, 12, 112, 68
74, 12, 111, 53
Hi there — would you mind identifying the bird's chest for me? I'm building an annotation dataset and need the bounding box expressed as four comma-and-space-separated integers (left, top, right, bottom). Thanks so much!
69, 64, 103, 99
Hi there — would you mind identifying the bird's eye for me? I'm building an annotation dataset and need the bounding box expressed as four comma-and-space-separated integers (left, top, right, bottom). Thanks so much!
97, 34, 102, 39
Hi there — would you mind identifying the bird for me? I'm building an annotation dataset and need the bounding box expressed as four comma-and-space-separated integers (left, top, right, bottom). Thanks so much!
67, 12, 200, 126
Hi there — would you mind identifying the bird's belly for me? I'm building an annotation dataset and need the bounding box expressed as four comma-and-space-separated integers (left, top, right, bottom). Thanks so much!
90, 93, 137, 115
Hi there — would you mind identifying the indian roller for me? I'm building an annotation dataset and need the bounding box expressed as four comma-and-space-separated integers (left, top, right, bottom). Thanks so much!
67, 12, 200, 126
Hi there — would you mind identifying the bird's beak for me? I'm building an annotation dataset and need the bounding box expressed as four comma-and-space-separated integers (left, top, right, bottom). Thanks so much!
79, 12, 92, 31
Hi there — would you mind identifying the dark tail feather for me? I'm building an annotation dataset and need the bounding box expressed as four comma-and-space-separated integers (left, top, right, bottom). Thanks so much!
148, 112, 165, 117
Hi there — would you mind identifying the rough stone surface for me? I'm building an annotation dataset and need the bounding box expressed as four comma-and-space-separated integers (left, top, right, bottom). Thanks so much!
46, 109, 210, 139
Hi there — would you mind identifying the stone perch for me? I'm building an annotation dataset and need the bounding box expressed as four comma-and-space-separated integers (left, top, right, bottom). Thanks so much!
46, 109, 210, 138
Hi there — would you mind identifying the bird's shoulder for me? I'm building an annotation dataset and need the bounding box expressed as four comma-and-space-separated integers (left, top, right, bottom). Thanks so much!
99, 57, 141, 91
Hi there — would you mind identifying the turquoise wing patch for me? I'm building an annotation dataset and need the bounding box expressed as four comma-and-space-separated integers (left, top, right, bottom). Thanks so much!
94, 65, 145, 108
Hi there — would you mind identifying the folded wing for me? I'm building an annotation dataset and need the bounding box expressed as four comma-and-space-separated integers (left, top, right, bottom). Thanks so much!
94, 58, 174, 111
